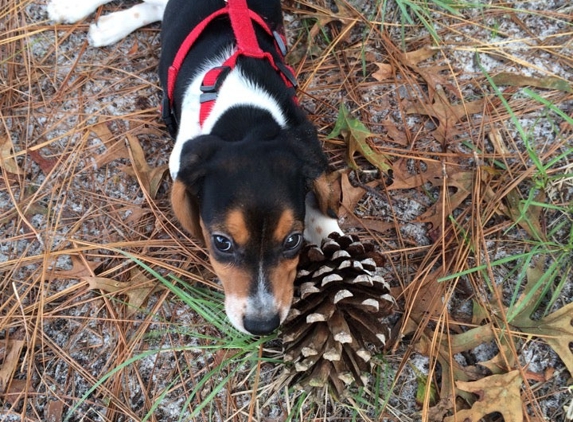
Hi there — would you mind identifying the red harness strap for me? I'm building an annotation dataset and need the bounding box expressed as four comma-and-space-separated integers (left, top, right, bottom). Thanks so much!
163, 0, 297, 136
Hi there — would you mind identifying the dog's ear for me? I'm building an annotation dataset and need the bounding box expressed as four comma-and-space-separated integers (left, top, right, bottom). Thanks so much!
286, 121, 341, 218
171, 179, 204, 241
311, 169, 342, 218
170, 135, 221, 242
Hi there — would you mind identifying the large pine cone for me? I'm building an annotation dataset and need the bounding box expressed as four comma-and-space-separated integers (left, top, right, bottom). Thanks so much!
281, 233, 395, 396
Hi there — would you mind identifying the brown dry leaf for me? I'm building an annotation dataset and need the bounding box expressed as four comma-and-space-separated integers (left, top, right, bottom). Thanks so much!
476, 336, 516, 374
52, 255, 100, 280
91, 122, 130, 168
406, 87, 485, 143
386, 158, 442, 190
444, 370, 523, 422
415, 324, 496, 402
428, 397, 455, 422
417, 67, 462, 101
513, 301, 573, 375
28, 149, 58, 174
128, 41, 139, 55
416, 168, 474, 230
381, 119, 409, 146
506, 258, 573, 374
1, 379, 31, 406
90, 121, 115, 144
46, 400, 64, 422
339, 172, 393, 232
0, 135, 24, 175
399, 45, 438, 67
340, 171, 376, 217
504, 188, 545, 240
372, 63, 393, 81
306, 0, 357, 55
403, 269, 447, 335
398, 44, 461, 102
0, 340, 25, 393
84, 270, 162, 317
493, 72, 572, 93
125, 268, 161, 317
125, 134, 168, 199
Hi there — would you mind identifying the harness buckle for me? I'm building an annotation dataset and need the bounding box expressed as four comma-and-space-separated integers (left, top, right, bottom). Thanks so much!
161, 95, 178, 138
273, 31, 288, 56
275, 62, 298, 88
200, 65, 232, 100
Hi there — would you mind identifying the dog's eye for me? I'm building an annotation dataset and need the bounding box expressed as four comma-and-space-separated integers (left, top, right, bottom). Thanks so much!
212, 235, 233, 253
284, 233, 303, 251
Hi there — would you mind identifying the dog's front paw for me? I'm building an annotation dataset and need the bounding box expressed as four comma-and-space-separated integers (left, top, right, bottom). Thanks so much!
88, 16, 129, 47
47, 0, 100, 23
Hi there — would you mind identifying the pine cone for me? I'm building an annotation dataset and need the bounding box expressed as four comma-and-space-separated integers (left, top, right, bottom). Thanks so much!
281, 232, 395, 396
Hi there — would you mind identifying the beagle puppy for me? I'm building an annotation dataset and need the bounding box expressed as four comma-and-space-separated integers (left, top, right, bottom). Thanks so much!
48, 0, 342, 335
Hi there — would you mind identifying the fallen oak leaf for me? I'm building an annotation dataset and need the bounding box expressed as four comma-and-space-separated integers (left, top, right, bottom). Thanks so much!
381, 119, 409, 146
444, 370, 524, 422
415, 168, 475, 231
339, 172, 395, 232
28, 149, 58, 174
399, 44, 438, 67
0, 135, 24, 175
406, 87, 486, 143
327, 103, 392, 173
492, 72, 572, 93
84, 271, 162, 317
339, 171, 377, 217
124, 134, 168, 200
502, 257, 573, 375
52, 255, 101, 280
512, 301, 573, 376
90, 122, 130, 169
0, 340, 25, 393
1, 379, 32, 406
300, 0, 357, 58
475, 335, 516, 375
386, 158, 442, 190
372, 62, 393, 81
415, 324, 496, 402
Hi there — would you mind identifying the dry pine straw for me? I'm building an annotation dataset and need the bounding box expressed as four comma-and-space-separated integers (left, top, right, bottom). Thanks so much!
1, 0, 573, 421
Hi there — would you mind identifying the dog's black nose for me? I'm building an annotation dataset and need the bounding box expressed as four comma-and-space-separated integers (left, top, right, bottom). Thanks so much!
243, 313, 280, 335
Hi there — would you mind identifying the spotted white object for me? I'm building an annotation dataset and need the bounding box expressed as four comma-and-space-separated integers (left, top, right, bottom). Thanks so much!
304, 193, 343, 247
47, 0, 168, 47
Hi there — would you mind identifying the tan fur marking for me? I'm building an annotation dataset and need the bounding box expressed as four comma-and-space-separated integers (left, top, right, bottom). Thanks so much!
171, 180, 203, 241
269, 256, 299, 317
273, 209, 302, 242
202, 222, 251, 301
210, 258, 251, 300
224, 209, 250, 246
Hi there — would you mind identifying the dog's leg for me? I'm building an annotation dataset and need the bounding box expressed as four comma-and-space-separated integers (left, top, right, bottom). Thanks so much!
47, 0, 113, 24
88, 1, 167, 47
304, 193, 343, 246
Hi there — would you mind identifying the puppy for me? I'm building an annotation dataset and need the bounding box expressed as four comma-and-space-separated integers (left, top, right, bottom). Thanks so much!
48, 0, 342, 335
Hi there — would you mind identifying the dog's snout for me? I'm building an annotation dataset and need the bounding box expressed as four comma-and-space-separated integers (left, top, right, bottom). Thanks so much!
243, 313, 280, 335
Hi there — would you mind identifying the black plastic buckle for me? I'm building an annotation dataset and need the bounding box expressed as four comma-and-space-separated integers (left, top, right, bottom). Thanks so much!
161, 94, 178, 139
273, 30, 288, 56
199, 65, 231, 103
276, 62, 298, 88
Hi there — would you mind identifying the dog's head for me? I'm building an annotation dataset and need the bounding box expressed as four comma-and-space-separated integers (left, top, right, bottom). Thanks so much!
171, 121, 338, 335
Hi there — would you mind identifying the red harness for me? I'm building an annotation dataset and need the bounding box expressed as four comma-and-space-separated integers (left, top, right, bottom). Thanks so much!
162, 0, 298, 137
